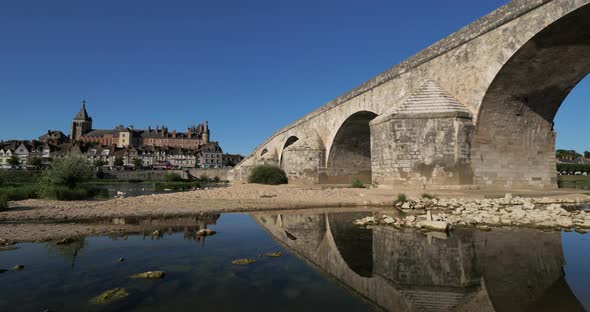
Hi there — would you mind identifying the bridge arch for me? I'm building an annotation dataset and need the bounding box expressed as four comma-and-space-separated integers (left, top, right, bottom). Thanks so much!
279, 135, 300, 167
472, 3, 590, 189
325, 111, 378, 184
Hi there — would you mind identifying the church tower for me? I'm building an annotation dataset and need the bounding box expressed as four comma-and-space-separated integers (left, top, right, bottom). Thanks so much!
70, 100, 93, 141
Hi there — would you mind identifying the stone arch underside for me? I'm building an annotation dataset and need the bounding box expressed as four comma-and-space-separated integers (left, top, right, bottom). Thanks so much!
472, 4, 590, 189
323, 111, 378, 184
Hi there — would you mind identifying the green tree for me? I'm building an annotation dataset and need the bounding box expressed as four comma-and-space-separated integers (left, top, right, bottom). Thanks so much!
42, 155, 94, 189
133, 158, 143, 169
93, 159, 106, 168
114, 156, 124, 167
7, 155, 20, 167
585, 151, 590, 159
29, 157, 43, 169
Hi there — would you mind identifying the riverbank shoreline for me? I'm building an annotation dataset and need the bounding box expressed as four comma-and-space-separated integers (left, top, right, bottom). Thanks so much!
0, 184, 589, 243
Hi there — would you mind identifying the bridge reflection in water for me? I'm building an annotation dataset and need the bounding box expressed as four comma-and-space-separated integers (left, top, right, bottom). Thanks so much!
253, 211, 585, 312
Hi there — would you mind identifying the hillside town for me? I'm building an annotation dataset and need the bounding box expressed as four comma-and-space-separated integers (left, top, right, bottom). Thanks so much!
0, 100, 244, 170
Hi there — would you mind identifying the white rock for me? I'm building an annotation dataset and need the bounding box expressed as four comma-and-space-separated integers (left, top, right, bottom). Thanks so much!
418, 221, 451, 232
522, 201, 535, 210
405, 215, 416, 222
401, 202, 411, 209
383, 217, 396, 224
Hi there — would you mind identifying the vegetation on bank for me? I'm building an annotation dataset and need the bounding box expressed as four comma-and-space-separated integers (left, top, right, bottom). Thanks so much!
557, 163, 590, 175
0, 155, 109, 206
351, 178, 364, 188
557, 175, 590, 189
247, 165, 288, 185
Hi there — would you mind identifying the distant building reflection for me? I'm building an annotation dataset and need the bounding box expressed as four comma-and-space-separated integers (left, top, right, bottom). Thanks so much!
253, 211, 585, 312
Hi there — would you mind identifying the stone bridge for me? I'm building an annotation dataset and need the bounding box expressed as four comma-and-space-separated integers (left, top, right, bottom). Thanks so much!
230, 0, 590, 189
252, 211, 585, 311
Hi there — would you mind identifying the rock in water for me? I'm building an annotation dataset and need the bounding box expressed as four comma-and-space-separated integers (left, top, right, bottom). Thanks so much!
90, 288, 129, 304
56, 238, 75, 245
265, 252, 282, 257
13, 265, 24, 271
232, 258, 257, 265
117, 258, 125, 262
418, 221, 451, 232
151, 230, 160, 236
131, 271, 166, 279
196, 229, 216, 236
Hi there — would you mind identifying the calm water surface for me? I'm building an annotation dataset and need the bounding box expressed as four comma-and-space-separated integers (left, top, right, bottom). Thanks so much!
0, 211, 589, 312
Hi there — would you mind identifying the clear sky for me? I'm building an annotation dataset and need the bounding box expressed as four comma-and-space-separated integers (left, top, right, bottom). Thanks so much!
0, 0, 588, 155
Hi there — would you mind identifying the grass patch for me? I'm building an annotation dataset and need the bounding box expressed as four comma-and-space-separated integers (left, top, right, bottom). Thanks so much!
247, 165, 288, 185
0, 184, 40, 201
395, 193, 407, 204
351, 178, 364, 188
40, 185, 110, 201
154, 181, 202, 191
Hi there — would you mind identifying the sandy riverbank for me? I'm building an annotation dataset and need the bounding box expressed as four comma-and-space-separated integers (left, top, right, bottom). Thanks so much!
1, 183, 589, 222
0, 184, 589, 243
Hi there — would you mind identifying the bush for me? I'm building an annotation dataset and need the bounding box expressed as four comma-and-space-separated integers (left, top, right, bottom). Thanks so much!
199, 174, 210, 182
247, 165, 288, 185
0, 193, 8, 210
213, 176, 221, 183
395, 193, 407, 204
351, 178, 364, 188
163, 172, 183, 182
43, 155, 94, 189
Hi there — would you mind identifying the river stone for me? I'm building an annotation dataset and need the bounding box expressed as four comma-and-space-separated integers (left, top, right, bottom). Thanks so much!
196, 229, 216, 236
56, 238, 75, 245
13, 265, 24, 271
418, 221, 450, 232
131, 271, 166, 279
266, 252, 282, 257
90, 288, 129, 304
232, 259, 257, 265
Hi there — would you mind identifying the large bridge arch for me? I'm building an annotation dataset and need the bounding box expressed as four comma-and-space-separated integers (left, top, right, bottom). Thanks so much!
324, 111, 378, 184
472, 3, 590, 189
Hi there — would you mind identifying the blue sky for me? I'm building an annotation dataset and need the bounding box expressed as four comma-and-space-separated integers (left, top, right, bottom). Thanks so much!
0, 0, 587, 154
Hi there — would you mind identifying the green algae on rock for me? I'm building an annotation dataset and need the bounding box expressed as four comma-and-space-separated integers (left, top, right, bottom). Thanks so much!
131, 271, 166, 279
265, 252, 282, 257
232, 258, 256, 265
90, 288, 129, 304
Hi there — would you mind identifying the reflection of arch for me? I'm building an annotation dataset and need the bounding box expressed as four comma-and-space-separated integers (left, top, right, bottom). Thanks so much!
472, 4, 590, 189
327, 212, 373, 277
325, 111, 378, 184
253, 211, 585, 312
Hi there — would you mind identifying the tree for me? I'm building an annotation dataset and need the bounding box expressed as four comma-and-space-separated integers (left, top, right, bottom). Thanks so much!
7, 155, 20, 167
43, 155, 94, 189
29, 157, 43, 169
133, 158, 143, 169
585, 151, 590, 159
93, 159, 106, 168
114, 156, 124, 167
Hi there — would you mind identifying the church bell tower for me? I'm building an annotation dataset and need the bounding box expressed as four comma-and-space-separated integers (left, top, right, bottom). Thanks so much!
70, 100, 93, 141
